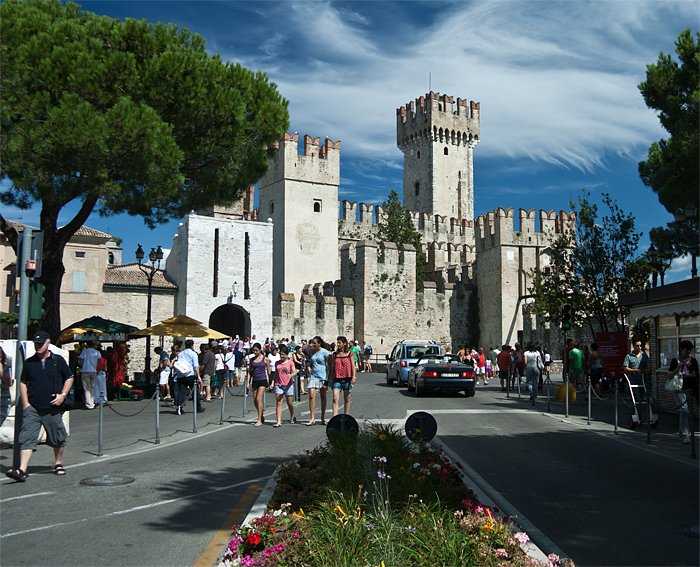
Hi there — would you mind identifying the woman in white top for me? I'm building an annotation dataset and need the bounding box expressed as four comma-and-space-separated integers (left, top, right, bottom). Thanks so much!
524, 343, 544, 406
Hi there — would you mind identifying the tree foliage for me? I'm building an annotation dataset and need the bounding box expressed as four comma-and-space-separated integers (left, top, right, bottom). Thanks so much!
529, 192, 651, 335
638, 29, 699, 215
0, 0, 289, 337
376, 190, 426, 287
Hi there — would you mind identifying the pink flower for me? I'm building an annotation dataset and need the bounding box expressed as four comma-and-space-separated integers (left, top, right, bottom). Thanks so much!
474, 504, 485, 514
293, 531, 300, 537
495, 548, 509, 558
514, 531, 530, 544
548, 553, 561, 566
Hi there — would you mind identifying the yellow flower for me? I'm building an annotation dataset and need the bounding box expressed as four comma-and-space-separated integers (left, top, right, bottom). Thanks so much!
377, 433, 387, 441
335, 504, 347, 518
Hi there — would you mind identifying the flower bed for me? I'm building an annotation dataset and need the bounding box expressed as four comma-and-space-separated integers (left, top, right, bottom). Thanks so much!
219, 423, 571, 566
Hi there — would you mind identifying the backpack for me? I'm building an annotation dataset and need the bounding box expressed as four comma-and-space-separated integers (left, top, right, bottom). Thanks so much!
172, 355, 193, 377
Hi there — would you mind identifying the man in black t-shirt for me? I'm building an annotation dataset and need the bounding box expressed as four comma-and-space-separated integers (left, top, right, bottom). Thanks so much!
5, 330, 74, 482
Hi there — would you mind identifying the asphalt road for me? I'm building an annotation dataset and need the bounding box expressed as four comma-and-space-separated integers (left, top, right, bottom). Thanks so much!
1, 375, 698, 567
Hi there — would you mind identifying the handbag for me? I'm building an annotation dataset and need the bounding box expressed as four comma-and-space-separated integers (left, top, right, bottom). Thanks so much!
664, 375, 683, 392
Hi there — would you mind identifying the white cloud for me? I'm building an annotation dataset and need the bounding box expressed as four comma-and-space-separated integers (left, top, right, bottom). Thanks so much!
226, 0, 695, 173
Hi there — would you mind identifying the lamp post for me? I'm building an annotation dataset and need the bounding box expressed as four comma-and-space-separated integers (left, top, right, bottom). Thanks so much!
232, 281, 239, 298
136, 244, 164, 382
674, 203, 698, 278
647, 244, 660, 287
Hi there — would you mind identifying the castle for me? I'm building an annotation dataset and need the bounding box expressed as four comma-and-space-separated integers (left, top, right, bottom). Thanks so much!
165, 92, 574, 352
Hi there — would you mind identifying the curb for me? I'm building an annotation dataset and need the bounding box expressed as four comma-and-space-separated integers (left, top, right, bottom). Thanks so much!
241, 466, 280, 528
433, 436, 565, 564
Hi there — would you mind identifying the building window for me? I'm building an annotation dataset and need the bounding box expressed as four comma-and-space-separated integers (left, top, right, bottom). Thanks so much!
75, 251, 85, 259
414, 182, 420, 196
417, 150, 421, 159
72, 271, 86, 292
269, 201, 274, 214
108, 252, 115, 265
313, 199, 322, 213
444, 147, 449, 156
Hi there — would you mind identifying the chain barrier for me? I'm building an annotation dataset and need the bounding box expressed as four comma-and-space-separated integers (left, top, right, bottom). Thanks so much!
106, 388, 159, 418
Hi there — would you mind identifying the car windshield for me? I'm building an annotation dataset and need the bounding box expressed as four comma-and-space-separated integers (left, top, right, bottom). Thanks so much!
407, 346, 441, 359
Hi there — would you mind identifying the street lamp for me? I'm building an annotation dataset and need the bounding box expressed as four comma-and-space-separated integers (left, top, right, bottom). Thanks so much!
647, 243, 665, 287
674, 203, 698, 279
232, 281, 239, 298
136, 244, 164, 382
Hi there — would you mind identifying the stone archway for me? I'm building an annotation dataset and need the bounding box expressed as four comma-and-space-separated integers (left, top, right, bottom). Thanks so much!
209, 304, 251, 339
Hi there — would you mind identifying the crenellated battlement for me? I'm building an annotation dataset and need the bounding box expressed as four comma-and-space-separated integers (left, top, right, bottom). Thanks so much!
260, 131, 341, 188
475, 207, 576, 251
397, 91, 480, 149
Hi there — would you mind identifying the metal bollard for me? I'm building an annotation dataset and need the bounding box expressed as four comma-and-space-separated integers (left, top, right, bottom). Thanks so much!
192, 387, 197, 434
97, 398, 104, 457
587, 379, 591, 425
614, 378, 619, 435
155, 389, 161, 445
242, 383, 248, 417
565, 376, 569, 418
546, 375, 551, 412
689, 393, 696, 459
219, 381, 226, 425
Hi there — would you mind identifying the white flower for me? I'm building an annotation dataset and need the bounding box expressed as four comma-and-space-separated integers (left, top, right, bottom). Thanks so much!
431, 463, 441, 469
413, 462, 421, 469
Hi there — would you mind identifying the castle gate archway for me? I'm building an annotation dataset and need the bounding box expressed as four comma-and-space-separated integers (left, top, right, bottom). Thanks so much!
209, 304, 251, 339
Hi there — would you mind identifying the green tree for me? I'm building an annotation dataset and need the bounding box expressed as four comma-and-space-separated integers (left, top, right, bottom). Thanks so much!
638, 29, 699, 215
529, 192, 651, 335
0, 0, 289, 338
638, 29, 699, 263
376, 190, 426, 287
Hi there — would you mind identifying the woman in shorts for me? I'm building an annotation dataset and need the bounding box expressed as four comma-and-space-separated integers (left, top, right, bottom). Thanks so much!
247, 343, 270, 427
305, 336, 330, 426
271, 345, 297, 427
329, 336, 356, 416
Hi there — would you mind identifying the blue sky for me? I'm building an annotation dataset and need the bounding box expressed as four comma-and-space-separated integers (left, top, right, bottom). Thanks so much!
3, 0, 698, 280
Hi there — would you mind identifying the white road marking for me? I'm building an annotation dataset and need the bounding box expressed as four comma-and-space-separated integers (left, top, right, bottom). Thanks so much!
2, 491, 55, 503
0, 477, 266, 539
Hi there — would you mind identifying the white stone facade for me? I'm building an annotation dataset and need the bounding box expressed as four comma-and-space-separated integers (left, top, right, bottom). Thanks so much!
165, 213, 274, 340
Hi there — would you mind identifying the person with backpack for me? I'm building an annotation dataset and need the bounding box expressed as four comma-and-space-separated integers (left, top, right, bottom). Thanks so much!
173, 339, 204, 416
362, 341, 373, 372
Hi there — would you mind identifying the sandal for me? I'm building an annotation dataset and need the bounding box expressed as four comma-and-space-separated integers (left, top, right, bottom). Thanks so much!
5, 468, 28, 482
53, 464, 66, 476
273, 423, 282, 428
254, 422, 263, 427
305, 421, 316, 427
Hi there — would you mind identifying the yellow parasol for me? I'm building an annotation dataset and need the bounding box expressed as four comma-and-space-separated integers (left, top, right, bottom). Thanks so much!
130, 315, 228, 340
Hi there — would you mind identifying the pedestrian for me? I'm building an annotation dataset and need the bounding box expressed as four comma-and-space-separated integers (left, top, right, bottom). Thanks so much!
497, 345, 511, 392
0, 345, 10, 389
248, 343, 270, 427
543, 349, 552, 381
667, 339, 698, 444
350, 340, 361, 372
484, 346, 493, 383
329, 336, 356, 416
362, 341, 373, 372
623, 339, 650, 402
223, 345, 236, 388
5, 330, 73, 482
155, 346, 172, 401
200, 343, 216, 401
271, 345, 297, 427
568, 341, 585, 396
476, 347, 487, 386
291, 347, 306, 395
267, 346, 280, 383
305, 336, 330, 426
77, 341, 101, 409
173, 339, 205, 415
169, 342, 181, 404
214, 344, 227, 399
524, 343, 543, 406
94, 345, 108, 406
588, 343, 604, 397
513, 343, 524, 387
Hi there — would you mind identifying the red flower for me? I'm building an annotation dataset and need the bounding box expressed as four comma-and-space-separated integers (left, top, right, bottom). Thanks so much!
246, 532, 261, 545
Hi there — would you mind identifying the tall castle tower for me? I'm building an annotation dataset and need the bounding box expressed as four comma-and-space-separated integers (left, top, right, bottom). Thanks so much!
258, 133, 341, 316
397, 92, 480, 220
